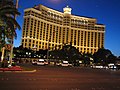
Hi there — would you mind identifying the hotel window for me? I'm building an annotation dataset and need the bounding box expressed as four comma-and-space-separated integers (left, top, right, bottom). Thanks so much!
25, 43, 27, 46
70, 29, 72, 42
91, 32, 94, 47
78, 31, 80, 46
25, 39, 27, 42
84, 31, 87, 46
74, 30, 77, 45
81, 31, 83, 46
98, 33, 101, 48
94, 32, 97, 47
87, 32, 90, 47
66, 28, 69, 43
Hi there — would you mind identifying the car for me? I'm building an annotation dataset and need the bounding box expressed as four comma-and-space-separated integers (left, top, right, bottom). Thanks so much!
61, 61, 69, 67
56, 62, 61, 66
108, 63, 117, 69
32, 60, 37, 65
103, 66, 109, 69
93, 65, 104, 69
44, 60, 49, 65
37, 59, 45, 65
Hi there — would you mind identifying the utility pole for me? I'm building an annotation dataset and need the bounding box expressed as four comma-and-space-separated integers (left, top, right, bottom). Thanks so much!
9, 0, 19, 65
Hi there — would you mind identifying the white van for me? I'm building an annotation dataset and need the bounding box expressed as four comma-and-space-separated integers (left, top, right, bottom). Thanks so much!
37, 59, 45, 65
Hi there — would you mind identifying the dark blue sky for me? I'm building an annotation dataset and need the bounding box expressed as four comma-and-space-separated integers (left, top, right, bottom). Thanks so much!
14, 0, 120, 56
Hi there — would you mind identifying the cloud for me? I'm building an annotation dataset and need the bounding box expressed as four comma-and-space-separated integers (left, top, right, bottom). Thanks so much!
50, 0, 61, 3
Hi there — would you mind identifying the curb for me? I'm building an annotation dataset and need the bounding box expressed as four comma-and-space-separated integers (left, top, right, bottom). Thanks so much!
0, 69, 37, 73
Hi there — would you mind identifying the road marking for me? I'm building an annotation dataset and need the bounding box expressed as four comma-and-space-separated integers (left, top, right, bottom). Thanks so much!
113, 86, 120, 89
1, 78, 4, 80
71, 88, 81, 90
104, 79, 109, 81
28, 78, 32, 80
0, 78, 9, 81
91, 88, 95, 90
88, 79, 94, 81
6, 78, 8, 80
50, 78, 58, 82
33, 79, 36, 80
91, 87, 105, 90
24, 78, 37, 81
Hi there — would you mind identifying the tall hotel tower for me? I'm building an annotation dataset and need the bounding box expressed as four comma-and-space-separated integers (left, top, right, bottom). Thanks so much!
21, 4, 105, 54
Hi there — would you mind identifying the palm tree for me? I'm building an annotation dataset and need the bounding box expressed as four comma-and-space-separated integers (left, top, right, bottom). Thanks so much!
0, 0, 20, 62
0, 0, 20, 37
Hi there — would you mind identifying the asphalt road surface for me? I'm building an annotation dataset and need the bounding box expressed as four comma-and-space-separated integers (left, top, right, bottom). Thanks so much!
0, 64, 120, 90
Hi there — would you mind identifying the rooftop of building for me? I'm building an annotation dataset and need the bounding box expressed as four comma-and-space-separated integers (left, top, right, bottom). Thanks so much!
32, 4, 96, 19
24, 4, 105, 26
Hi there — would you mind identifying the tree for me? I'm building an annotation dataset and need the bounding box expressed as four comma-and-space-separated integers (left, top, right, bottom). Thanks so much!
61, 44, 82, 66
0, 0, 20, 39
0, 0, 20, 62
82, 53, 93, 66
93, 48, 116, 65
118, 56, 120, 59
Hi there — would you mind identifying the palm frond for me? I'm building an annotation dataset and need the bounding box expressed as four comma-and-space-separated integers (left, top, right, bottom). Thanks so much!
0, 6, 20, 16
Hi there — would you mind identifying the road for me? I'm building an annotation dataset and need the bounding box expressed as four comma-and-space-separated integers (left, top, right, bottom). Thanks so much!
0, 64, 120, 90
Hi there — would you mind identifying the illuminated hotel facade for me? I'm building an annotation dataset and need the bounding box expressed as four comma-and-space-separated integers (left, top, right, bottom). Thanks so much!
21, 4, 105, 54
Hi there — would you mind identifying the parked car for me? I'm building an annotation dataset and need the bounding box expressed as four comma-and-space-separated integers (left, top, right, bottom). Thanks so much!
37, 59, 45, 65
44, 60, 49, 65
108, 63, 117, 69
92, 65, 104, 69
61, 61, 69, 67
56, 62, 62, 66
32, 60, 37, 65
91, 64, 104, 69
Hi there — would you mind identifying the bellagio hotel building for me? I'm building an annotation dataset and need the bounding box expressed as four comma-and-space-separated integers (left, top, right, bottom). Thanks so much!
21, 4, 105, 54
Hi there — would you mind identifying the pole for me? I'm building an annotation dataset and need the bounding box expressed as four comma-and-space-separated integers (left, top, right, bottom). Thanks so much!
1, 47, 5, 62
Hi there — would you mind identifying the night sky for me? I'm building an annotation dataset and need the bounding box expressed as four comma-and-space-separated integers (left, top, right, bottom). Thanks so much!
14, 0, 120, 56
